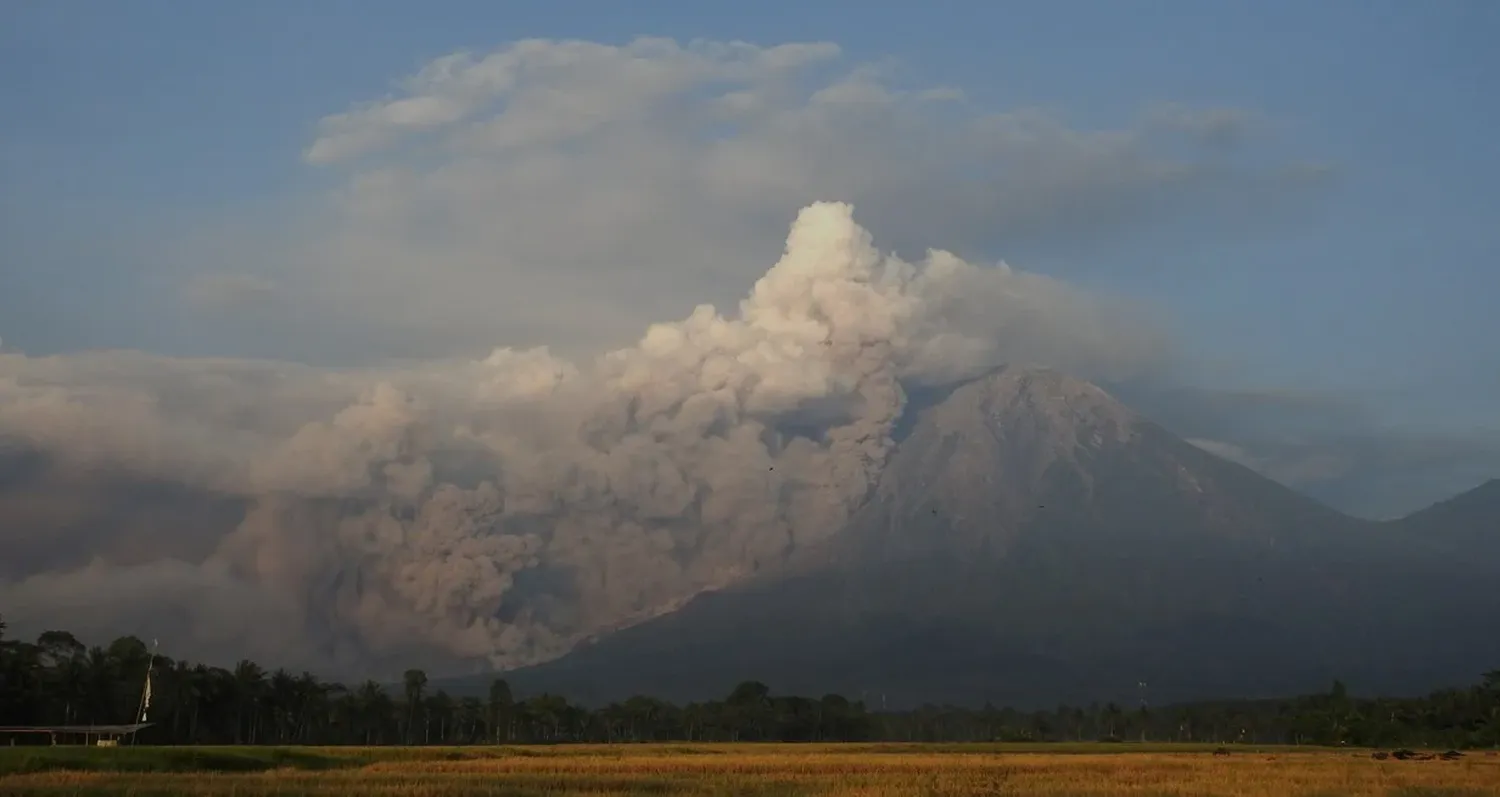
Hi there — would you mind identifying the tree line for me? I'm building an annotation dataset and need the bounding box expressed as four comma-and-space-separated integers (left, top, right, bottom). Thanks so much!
3, 616, 1498, 748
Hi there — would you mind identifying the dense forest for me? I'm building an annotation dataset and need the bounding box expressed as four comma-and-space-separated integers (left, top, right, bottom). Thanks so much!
3, 615, 1498, 748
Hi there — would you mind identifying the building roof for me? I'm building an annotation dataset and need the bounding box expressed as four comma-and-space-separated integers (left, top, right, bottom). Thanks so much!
0, 723, 153, 734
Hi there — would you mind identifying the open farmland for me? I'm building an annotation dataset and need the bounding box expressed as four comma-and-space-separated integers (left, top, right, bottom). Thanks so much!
2, 743, 1498, 797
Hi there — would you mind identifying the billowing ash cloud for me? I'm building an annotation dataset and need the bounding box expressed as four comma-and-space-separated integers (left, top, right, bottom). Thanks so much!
143, 37, 1321, 366
0, 202, 1169, 676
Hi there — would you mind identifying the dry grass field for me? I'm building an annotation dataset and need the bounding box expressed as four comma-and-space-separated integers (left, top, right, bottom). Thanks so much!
2, 743, 1497, 796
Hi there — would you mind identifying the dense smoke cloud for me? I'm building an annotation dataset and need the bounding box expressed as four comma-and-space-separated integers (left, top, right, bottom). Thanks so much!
0, 202, 1169, 676
152, 36, 1320, 365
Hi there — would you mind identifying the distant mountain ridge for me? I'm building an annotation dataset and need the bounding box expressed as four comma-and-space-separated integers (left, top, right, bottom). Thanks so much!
1396, 477, 1500, 552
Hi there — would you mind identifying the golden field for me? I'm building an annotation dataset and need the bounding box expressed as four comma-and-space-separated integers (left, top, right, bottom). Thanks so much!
2, 743, 1498, 796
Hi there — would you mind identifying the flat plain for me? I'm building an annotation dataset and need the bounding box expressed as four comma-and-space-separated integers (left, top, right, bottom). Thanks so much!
2, 743, 1498, 796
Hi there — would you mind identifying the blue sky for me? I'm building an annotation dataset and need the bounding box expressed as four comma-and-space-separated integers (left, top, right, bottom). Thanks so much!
2, 0, 1497, 514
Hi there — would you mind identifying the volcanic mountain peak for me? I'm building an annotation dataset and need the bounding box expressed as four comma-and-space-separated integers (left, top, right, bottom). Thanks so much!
922, 364, 1140, 447
443, 366, 1500, 709
863, 366, 1142, 536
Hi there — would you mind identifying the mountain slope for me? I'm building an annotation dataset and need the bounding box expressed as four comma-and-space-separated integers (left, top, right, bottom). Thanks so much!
454, 367, 1500, 708
1395, 478, 1500, 553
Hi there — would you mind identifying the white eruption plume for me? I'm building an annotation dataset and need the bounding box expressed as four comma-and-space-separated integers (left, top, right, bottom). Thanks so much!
0, 202, 1165, 676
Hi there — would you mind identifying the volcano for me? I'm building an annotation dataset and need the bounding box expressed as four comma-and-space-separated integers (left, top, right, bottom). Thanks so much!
449, 366, 1500, 708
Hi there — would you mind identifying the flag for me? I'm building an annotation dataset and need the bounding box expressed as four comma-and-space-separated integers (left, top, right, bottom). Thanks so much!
139, 640, 157, 723
139, 673, 152, 722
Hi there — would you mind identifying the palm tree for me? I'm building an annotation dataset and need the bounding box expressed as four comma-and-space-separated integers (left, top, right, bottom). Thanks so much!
0, 634, 43, 724
488, 678, 515, 743
266, 669, 298, 743
294, 672, 328, 744
426, 691, 454, 744
1103, 702, 1124, 740
457, 697, 485, 743
403, 669, 428, 744
356, 680, 393, 745
233, 660, 267, 744
80, 646, 116, 725
36, 631, 87, 724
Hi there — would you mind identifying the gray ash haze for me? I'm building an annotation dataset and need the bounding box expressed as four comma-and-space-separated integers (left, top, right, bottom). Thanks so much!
2, 27, 1498, 678
0, 201, 1166, 676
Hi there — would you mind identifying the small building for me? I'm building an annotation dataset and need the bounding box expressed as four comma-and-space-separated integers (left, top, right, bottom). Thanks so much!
0, 723, 154, 746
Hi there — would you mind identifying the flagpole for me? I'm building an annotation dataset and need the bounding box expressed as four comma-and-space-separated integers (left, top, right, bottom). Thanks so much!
131, 639, 158, 746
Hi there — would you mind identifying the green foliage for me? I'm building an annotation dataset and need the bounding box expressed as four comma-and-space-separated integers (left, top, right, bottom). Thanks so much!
1, 622, 1498, 748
